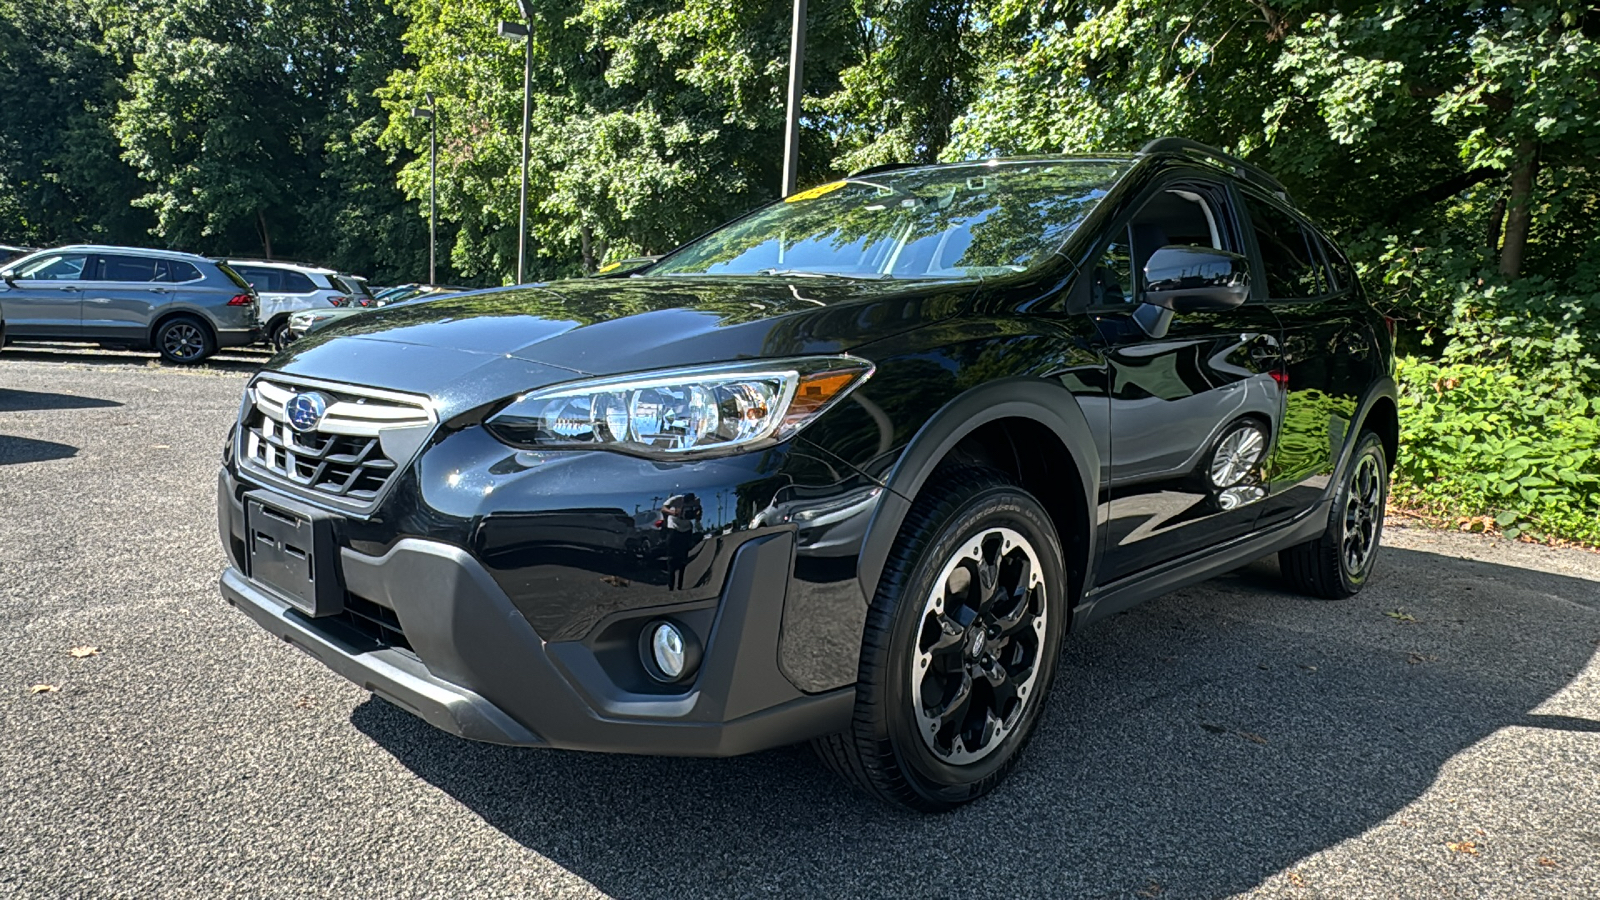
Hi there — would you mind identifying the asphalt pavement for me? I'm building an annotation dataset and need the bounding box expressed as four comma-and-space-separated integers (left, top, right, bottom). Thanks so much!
2, 347, 1597, 899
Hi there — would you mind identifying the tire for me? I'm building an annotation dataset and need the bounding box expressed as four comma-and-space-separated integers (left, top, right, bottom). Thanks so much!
154, 315, 216, 365
1279, 430, 1387, 599
269, 319, 292, 352
813, 467, 1067, 812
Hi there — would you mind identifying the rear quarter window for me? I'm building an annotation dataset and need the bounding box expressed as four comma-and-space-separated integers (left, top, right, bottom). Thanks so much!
281, 271, 317, 293
169, 261, 204, 283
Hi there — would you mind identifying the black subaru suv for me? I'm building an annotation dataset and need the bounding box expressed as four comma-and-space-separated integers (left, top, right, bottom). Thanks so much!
217, 138, 1395, 811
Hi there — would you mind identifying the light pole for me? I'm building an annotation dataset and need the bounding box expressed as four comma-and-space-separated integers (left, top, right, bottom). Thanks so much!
499, 0, 535, 284
411, 93, 437, 285
781, 0, 806, 197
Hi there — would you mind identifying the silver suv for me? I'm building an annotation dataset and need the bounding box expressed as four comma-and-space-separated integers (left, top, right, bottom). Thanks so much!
227, 260, 363, 351
0, 245, 260, 364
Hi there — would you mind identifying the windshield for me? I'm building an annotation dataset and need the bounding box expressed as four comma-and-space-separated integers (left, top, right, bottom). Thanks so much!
649, 160, 1122, 280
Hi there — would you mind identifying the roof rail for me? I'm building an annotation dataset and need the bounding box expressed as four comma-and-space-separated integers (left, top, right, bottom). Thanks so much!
1138, 137, 1292, 203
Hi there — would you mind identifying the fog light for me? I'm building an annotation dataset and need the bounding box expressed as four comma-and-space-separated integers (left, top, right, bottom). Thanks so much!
651, 622, 686, 679
641, 619, 701, 683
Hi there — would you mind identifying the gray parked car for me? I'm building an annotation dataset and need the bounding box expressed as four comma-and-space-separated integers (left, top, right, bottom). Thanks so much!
0, 245, 260, 364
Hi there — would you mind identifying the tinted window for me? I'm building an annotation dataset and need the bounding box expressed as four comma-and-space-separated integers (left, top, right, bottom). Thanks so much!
235, 266, 280, 292
215, 263, 250, 290
99, 254, 165, 282
167, 261, 203, 283
15, 253, 88, 281
1319, 235, 1357, 292
281, 271, 317, 293
1246, 198, 1323, 299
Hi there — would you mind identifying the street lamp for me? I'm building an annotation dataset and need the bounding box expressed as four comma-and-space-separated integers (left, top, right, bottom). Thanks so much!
499, 0, 535, 284
411, 92, 437, 286
781, 0, 806, 196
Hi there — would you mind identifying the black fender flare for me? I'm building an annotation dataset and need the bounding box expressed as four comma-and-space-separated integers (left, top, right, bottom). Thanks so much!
855, 377, 1102, 606
1329, 374, 1399, 490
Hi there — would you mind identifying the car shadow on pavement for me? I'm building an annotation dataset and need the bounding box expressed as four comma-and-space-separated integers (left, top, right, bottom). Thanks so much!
0, 388, 122, 412
0, 435, 78, 465
351, 545, 1600, 899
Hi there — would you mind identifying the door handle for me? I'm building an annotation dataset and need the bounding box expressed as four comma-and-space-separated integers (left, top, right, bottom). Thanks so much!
147, 287, 171, 294
54, 286, 81, 292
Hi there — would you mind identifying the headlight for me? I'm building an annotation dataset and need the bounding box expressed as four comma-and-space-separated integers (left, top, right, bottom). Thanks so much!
484, 356, 873, 457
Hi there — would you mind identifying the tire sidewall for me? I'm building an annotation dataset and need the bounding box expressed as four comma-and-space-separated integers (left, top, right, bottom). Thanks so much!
270, 320, 291, 352
1334, 433, 1388, 592
156, 316, 214, 365
878, 484, 1067, 804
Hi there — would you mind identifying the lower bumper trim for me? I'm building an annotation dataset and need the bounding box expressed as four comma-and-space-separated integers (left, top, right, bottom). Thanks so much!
221, 567, 542, 746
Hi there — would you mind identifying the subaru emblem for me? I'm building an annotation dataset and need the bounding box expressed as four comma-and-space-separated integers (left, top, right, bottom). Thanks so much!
284, 391, 328, 433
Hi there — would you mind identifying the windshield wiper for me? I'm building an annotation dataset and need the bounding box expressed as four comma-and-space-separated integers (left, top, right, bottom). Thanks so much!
754, 268, 882, 280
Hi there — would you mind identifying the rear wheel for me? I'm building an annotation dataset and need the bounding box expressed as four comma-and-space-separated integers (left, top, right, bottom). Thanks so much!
154, 315, 215, 365
268, 319, 292, 352
813, 468, 1066, 811
1279, 430, 1387, 598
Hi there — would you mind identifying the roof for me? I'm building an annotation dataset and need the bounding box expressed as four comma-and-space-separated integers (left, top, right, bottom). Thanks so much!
224, 258, 339, 275
45, 244, 214, 263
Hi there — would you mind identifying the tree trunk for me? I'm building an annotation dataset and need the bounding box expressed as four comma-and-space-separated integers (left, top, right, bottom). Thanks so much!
257, 209, 273, 260
1497, 141, 1538, 278
1486, 194, 1506, 256
579, 224, 595, 273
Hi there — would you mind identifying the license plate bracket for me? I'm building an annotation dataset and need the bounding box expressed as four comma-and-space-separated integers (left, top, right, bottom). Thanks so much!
245, 491, 344, 617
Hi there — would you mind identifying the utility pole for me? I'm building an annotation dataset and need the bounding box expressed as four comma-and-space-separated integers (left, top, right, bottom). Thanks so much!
781, 0, 806, 197
499, 1, 536, 283
411, 93, 437, 285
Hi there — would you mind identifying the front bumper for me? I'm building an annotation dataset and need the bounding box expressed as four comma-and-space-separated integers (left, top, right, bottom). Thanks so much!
217, 471, 861, 756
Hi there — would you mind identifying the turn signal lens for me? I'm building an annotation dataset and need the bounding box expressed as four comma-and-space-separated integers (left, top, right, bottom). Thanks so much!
485, 357, 873, 458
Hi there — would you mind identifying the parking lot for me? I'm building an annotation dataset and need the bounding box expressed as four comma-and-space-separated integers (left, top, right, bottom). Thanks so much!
2, 348, 1597, 899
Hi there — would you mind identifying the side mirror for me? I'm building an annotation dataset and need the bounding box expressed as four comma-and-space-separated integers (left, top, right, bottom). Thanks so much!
1141, 245, 1250, 313
1, 270, 15, 289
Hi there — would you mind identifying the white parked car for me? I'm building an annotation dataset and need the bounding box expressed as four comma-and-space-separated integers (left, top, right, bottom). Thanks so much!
225, 260, 364, 350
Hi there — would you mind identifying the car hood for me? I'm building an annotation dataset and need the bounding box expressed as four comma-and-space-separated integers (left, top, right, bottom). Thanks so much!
269, 275, 972, 415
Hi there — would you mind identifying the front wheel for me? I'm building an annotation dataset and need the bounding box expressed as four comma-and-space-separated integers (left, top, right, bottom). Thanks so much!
155, 315, 215, 365
813, 468, 1067, 811
1279, 430, 1388, 598
269, 320, 293, 352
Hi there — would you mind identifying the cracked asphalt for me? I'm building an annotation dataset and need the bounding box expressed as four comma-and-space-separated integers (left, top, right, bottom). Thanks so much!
2, 346, 1597, 899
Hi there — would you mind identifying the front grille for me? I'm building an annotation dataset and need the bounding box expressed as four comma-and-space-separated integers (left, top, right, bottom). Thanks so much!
337, 593, 413, 653
238, 377, 435, 514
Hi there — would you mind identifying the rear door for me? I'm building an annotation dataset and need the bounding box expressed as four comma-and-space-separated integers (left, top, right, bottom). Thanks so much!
1087, 178, 1286, 586
1, 251, 91, 337
81, 253, 171, 339
1239, 191, 1384, 526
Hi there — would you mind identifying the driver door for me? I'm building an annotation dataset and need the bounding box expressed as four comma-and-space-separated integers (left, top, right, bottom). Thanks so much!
1086, 181, 1285, 587
1, 251, 90, 338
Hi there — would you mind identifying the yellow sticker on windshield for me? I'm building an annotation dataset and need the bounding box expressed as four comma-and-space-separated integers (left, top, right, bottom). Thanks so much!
596, 260, 622, 273
785, 180, 847, 203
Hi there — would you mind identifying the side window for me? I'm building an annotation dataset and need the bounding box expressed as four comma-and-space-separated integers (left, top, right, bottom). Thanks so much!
235, 266, 280, 292
1245, 197, 1323, 299
166, 261, 202, 283
1088, 186, 1228, 307
281, 271, 317, 293
100, 255, 165, 282
15, 253, 89, 281
1319, 235, 1357, 292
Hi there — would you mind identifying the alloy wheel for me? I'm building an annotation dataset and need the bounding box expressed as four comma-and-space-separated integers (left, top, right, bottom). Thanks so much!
911, 526, 1047, 765
1342, 453, 1384, 575
1210, 423, 1266, 488
162, 323, 206, 360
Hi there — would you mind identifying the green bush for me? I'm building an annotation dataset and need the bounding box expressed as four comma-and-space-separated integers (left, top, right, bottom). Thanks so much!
1395, 357, 1600, 544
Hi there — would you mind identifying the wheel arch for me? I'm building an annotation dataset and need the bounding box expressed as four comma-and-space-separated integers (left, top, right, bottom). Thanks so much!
856, 378, 1101, 620
148, 307, 217, 347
